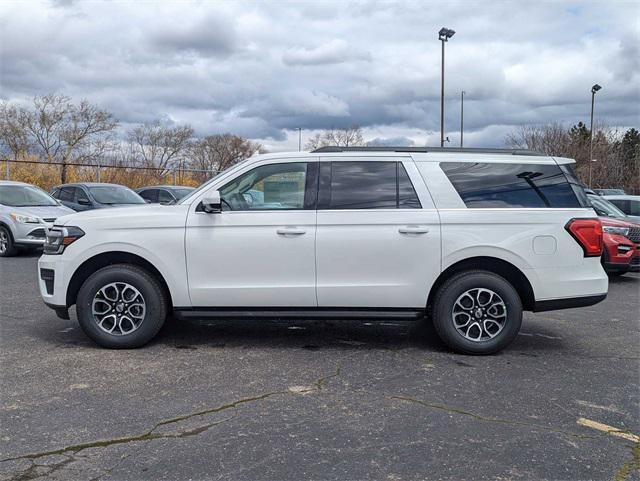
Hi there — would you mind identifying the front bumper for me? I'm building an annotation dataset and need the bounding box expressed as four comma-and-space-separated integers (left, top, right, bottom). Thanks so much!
13, 221, 53, 246
37, 255, 70, 309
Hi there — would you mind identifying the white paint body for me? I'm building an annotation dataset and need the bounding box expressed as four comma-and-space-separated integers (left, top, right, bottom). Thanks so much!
38, 151, 608, 310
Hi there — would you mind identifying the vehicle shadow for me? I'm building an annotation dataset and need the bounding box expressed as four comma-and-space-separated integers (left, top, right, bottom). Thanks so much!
32, 309, 569, 355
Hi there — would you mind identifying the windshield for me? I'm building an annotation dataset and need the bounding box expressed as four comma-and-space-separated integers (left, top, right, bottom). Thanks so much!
0, 184, 59, 207
178, 158, 253, 204
89, 186, 145, 205
588, 195, 627, 219
173, 188, 194, 200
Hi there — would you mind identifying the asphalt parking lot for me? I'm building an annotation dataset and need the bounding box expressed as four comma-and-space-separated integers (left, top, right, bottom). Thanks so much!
0, 253, 638, 481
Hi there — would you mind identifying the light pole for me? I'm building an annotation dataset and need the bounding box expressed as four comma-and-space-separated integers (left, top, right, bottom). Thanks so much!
589, 84, 602, 187
438, 27, 455, 148
460, 90, 465, 147
297, 127, 302, 151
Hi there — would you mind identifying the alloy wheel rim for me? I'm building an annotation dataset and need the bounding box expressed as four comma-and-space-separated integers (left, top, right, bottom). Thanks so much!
452, 288, 507, 342
91, 282, 146, 335
0, 230, 7, 253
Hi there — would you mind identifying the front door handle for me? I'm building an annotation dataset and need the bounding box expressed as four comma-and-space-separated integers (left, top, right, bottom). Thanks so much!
398, 226, 430, 235
277, 228, 306, 236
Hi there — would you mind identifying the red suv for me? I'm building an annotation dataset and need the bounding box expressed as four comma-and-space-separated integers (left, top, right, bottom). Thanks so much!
588, 194, 640, 275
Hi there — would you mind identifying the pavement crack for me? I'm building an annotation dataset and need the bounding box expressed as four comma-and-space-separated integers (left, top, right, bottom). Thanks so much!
390, 395, 602, 441
0, 360, 347, 479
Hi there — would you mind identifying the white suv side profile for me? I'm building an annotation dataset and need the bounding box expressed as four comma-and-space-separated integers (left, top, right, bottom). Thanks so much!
38, 147, 608, 354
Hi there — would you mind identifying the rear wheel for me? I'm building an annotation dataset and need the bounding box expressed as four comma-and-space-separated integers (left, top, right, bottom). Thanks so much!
76, 264, 167, 348
431, 270, 522, 355
0, 226, 17, 257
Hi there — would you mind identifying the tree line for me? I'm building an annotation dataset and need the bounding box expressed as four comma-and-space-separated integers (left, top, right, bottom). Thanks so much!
1, 93, 638, 192
0, 94, 262, 184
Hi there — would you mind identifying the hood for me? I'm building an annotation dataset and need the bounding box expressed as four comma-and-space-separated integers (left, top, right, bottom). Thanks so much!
599, 217, 639, 228
6, 204, 75, 221
54, 203, 189, 229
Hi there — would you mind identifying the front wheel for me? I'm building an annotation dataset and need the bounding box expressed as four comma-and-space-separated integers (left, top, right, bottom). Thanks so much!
430, 270, 522, 355
76, 264, 167, 348
0, 226, 17, 257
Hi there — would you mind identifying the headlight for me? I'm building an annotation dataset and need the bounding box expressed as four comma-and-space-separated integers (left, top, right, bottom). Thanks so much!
43, 226, 85, 255
11, 213, 39, 224
603, 226, 630, 237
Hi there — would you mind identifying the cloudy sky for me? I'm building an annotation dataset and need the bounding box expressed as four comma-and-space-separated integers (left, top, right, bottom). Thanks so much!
1, 0, 638, 151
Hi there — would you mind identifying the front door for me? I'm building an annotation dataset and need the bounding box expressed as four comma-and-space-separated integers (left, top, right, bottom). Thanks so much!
185, 160, 318, 307
315, 158, 441, 308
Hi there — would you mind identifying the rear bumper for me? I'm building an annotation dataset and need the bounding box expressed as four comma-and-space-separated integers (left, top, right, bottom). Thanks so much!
532, 293, 607, 312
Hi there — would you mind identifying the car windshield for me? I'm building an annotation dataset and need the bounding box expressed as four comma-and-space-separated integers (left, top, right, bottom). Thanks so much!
588, 195, 627, 218
172, 188, 194, 200
0, 184, 59, 207
88, 186, 145, 204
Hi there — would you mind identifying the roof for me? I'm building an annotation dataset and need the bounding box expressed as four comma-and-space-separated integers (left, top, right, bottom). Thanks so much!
53, 182, 128, 188
602, 194, 640, 200
0, 180, 30, 186
137, 185, 195, 190
312, 146, 545, 156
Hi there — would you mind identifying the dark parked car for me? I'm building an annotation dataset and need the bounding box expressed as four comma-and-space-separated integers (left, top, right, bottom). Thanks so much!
51, 183, 146, 211
135, 185, 195, 204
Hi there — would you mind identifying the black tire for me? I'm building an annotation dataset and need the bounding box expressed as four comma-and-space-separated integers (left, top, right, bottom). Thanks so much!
431, 270, 522, 355
0, 226, 17, 257
76, 264, 167, 348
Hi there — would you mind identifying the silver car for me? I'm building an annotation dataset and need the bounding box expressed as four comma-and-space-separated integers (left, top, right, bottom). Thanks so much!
0, 181, 75, 257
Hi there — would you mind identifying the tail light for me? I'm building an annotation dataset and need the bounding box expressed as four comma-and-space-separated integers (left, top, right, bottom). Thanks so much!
565, 218, 603, 257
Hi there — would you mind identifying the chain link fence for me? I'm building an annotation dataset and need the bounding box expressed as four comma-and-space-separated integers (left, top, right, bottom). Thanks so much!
1, 159, 220, 191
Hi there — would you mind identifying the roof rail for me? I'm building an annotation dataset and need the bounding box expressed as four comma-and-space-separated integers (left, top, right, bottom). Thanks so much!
311, 146, 544, 156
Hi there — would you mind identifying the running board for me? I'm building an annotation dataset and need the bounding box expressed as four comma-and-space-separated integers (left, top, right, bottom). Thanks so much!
173, 307, 425, 321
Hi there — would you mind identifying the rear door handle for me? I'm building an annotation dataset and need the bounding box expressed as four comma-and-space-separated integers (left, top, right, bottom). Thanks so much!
398, 227, 430, 235
277, 228, 306, 236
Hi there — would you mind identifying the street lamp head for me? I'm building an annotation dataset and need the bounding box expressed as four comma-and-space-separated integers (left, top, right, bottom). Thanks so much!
591, 84, 602, 94
438, 27, 455, 41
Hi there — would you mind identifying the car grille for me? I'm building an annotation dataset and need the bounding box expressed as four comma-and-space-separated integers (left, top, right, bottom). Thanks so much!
42, 218, 56, 223
631, 256, 640, 267
28, 228, 47, 239
628, 227, 640, 243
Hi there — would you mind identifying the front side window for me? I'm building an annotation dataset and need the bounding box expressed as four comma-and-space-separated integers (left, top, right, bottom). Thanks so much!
320, 161, 421, 210
440, 162, 583, 208
219, 162, 310, 211
158, 189, 174, 204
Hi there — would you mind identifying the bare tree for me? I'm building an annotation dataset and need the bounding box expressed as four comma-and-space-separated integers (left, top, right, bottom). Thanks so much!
0, 102, 31, 160
128, 121, 194, 178
305, 125, 364, 150
505, 122, 640, 193
187, 134, 262, 182
18, 94, 117, 182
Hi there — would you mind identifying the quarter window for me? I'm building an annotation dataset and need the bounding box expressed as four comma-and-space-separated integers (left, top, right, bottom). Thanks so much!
440, 162, 583, 208
220, 162, 310, 211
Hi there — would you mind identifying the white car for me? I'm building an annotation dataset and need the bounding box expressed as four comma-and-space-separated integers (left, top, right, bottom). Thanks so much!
38, 147, 608, 354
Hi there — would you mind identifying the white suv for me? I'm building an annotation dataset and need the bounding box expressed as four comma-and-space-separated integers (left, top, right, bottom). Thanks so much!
38, 147, 608, 354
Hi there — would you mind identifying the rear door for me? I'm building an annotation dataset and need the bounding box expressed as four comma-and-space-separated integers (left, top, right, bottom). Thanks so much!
315, 157, 441, 308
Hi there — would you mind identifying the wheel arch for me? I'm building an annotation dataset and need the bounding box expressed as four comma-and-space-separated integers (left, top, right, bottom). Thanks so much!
428, 256, 535, 312
66, 251, 173, 309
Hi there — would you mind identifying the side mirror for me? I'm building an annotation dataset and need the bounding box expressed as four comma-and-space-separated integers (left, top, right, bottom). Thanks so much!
78, 198, 91, 206
201, 191, 222, 213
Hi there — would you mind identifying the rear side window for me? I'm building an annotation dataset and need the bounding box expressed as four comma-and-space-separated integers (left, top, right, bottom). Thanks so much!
440, 162, 584, 208
139, 189, 158, 203
58, 187, 75, 202
319, 161, 421, 210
